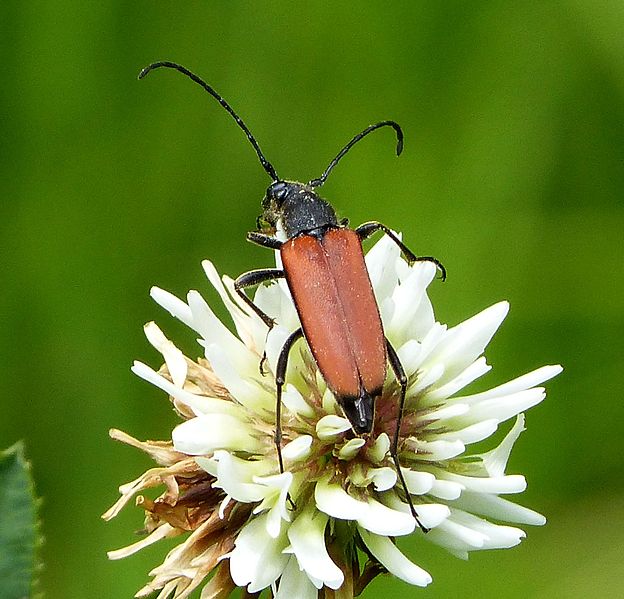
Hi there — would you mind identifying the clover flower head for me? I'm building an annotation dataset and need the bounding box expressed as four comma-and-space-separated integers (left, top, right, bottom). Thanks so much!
104, 234, 561, 598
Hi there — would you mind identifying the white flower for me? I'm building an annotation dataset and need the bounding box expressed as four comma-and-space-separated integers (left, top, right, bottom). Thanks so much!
104, 234, 561, 598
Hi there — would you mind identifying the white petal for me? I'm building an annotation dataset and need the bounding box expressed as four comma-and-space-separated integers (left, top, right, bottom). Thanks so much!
435, 419, 499, 445
172, 414, 262, 455
252, 280, 281, 321
434, 517, 487, 549
425, 528, 480, 558
359, 529, 432, 587
205, 343, 274, 414
366, 433, 390, 464
282, 435, 313, 462
287, 507, 344, 590
418, 503, 452, 529
386, 262, 437, 342
396, 339, 422, 377
448, 508, 526, 550
408, 362, 445, 398
211, 450, 270, 502
409, 439, 465, 461
202, 261, 256, 345
316, 415, 351, 440
423, 403, 470, 423
253, 472, 293, 538
425, 357, 491, 401
379, 295, 396, 327
429, 479, 464, 500
282, 384, 315, 419
314, 478, 414, 535
337, 438, 366, 460
402, 263, 437, 341
274, 556, 318, 599
453, 491, 546, 526
356, 498, 416, 536
143, 322, 188, 387
431, 469, 527, 494
314, 478, 366, 520
150, 286, 193, 327
455, 364, 563, 404
254, 273, 300, 333
461, 388, 545, 426
131, 361, 239, 417
264, 325, 293, 377
422, 527, 471, 559
480, 524, 526, 550
368, 467, 397, 491
228, 513, 289, 592
401, 469, 435, 495
219, 495, 232, 519
366, 233, 401, 300
422, 302, 509, 387
195, 456, 217, 476
187, 290, 259, 376
479, 414, 525, 476
321, 387, 337, 416
416, 322, 448, 365
381, 492, 450, 530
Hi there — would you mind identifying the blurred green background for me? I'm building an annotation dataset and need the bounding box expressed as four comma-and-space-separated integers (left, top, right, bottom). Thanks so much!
1, 2, 623, 597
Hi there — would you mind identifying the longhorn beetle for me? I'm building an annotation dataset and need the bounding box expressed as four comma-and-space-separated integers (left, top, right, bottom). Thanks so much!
139, 62, 446, 533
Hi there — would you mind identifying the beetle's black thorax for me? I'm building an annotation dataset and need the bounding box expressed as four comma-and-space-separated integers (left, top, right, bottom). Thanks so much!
262, 180, 338, 238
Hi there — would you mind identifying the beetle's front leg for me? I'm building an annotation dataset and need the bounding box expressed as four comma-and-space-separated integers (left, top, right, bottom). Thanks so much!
355, 221, 446, 281
247, 231, 284, 250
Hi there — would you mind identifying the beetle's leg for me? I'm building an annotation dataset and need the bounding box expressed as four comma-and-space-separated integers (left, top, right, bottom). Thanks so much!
234, 268, 284, 329
356, 221, 446, 281
247, 231, 284, 250
235, 268, 285, 376
386, 337, 430, 533
275, 328, 304, 479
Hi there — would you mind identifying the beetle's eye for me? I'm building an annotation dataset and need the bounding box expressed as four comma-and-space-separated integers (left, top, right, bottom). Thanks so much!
267, 181, 288, 203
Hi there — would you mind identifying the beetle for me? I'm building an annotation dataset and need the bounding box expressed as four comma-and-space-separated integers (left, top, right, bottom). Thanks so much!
139, 62, 446, 532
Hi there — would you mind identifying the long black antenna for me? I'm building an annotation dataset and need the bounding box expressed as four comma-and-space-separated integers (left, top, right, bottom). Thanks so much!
138, 61, 278, 181
308, 120, 403, 188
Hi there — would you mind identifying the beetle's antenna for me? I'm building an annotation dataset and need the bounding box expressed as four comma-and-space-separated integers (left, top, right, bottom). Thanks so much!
139, 61, 279, 181
309, 120, 403, 188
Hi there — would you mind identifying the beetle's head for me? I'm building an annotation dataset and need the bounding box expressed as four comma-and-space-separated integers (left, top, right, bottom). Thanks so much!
258, 180, 296, 234
265, 180, 291, 205
259, 180, 338, 238
263, 180, 305, 211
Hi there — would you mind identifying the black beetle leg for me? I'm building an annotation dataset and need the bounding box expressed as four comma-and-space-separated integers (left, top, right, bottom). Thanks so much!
234, 268, 286, 375
386, 337, 429, 533
234, 268, 284, 329
356, 221, 446, 281
247, 231, 284, 250
275, 328, 304, 510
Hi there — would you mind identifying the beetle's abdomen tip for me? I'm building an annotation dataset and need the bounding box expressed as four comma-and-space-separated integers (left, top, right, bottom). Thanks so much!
339, 387, 380, 435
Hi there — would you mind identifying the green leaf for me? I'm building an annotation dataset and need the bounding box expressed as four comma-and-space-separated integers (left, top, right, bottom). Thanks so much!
0, 442, 42, 599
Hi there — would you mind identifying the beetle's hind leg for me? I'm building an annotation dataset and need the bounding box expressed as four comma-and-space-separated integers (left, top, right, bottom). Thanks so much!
356, 221, 446, 281
275, 328, 304, 509
386, 337, 430, 533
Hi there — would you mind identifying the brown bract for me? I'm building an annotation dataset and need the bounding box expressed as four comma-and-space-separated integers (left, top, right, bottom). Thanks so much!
103, 428, 255, 598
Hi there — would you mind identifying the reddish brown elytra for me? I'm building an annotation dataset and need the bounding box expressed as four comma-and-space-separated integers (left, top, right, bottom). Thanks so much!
139, 61, 446, 532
